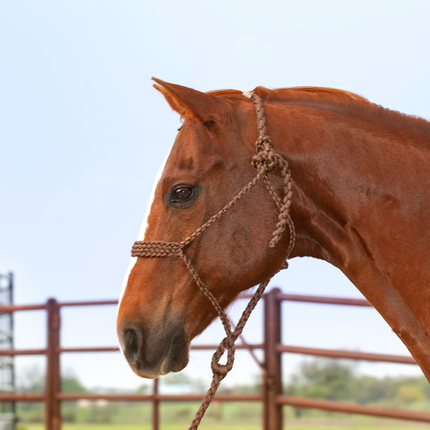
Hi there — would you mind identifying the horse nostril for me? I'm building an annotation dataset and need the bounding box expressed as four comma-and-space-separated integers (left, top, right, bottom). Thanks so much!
123, 328, 139, 359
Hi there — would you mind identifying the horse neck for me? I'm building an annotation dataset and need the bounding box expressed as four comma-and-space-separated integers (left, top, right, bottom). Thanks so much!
265, 102, 430, 381
268, 103, 430, 274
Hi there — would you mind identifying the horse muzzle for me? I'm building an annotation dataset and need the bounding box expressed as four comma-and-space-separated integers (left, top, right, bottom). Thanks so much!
119, 322, 189, 378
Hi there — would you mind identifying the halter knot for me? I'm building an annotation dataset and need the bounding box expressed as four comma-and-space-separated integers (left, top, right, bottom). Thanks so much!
252, 136, 278, 172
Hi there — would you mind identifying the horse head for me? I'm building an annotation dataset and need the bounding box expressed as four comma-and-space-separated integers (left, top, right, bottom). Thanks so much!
116, 79, 292, 378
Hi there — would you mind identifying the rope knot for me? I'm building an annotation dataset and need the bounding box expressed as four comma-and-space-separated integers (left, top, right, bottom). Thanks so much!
252, 136, 277, 172
211, 341, 235, 377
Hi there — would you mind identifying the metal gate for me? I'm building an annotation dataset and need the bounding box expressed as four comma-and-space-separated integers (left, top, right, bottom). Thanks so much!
0, 273, 15, 430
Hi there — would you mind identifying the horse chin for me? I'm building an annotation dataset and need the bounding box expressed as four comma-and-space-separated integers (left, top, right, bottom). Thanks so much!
131, 354, 189, 379
158, 331, 190, 376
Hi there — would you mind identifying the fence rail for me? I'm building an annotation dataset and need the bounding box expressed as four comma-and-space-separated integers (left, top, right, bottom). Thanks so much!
0, 289, 429, 430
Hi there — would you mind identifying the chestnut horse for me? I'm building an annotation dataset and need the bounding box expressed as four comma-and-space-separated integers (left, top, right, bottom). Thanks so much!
117, 79, 430, 383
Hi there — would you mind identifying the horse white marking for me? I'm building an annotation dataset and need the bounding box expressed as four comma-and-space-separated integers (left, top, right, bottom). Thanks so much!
118, 154, 169, 309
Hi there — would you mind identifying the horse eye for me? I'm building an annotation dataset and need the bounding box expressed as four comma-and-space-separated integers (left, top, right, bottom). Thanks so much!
173, 187, 193, 201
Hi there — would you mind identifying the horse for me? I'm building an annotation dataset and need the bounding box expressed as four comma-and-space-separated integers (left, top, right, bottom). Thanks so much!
117, 78, 430, 384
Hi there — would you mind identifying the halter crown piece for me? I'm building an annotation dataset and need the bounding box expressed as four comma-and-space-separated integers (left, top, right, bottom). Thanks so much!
131, 92, 295, 430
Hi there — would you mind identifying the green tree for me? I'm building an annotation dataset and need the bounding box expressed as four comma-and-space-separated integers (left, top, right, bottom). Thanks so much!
285, 359, 356, 401
17, 364, 44, 393
284, 358, 430, 415
135, 383, 150, 393
396, 384, 426, 403
61, 370, 87, 393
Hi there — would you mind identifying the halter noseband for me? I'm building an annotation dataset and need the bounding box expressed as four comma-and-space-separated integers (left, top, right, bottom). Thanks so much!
131, 92, 295, 429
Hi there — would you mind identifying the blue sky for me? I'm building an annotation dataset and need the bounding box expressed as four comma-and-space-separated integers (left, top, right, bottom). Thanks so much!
2, 1, 430, 389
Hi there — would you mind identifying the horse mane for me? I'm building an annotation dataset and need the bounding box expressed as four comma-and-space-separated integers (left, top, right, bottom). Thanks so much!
209, 87, 430, 142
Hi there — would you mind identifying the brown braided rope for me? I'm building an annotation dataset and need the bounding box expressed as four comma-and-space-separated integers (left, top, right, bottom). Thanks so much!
131, 92, 295, 429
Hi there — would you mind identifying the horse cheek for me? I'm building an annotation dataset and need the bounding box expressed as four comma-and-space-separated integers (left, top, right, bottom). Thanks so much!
229, 228, 253, 266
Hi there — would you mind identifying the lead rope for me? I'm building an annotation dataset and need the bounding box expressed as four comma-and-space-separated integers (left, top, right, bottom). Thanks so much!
131, 92, 295, 429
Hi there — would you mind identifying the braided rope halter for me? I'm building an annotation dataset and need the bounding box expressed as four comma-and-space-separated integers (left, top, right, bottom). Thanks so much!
131, 92, 295, 429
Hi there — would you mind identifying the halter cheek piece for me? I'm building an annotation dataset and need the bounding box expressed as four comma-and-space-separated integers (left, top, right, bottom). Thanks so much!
131, 92, 295, 430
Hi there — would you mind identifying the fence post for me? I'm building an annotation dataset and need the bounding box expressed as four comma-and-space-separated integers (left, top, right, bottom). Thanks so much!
152, 378, 159, 430
46, 298, 61, 430
263, 288, 283, 430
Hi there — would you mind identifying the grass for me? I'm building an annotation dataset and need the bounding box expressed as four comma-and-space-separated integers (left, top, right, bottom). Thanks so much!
17, 401, 430, 429
18, 426, 259, 430
21, 426, 270, 430
17, 422, 430, 430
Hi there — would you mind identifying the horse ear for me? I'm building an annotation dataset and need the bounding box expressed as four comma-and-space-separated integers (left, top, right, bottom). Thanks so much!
152, 78, 230, 124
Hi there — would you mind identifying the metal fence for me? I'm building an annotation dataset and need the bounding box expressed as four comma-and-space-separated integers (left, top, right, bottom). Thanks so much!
1, 288, 430, 430
0, 272, 15, 430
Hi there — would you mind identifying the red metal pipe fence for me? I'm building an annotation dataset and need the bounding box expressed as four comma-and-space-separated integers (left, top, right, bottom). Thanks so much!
1, 288, 430, 429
